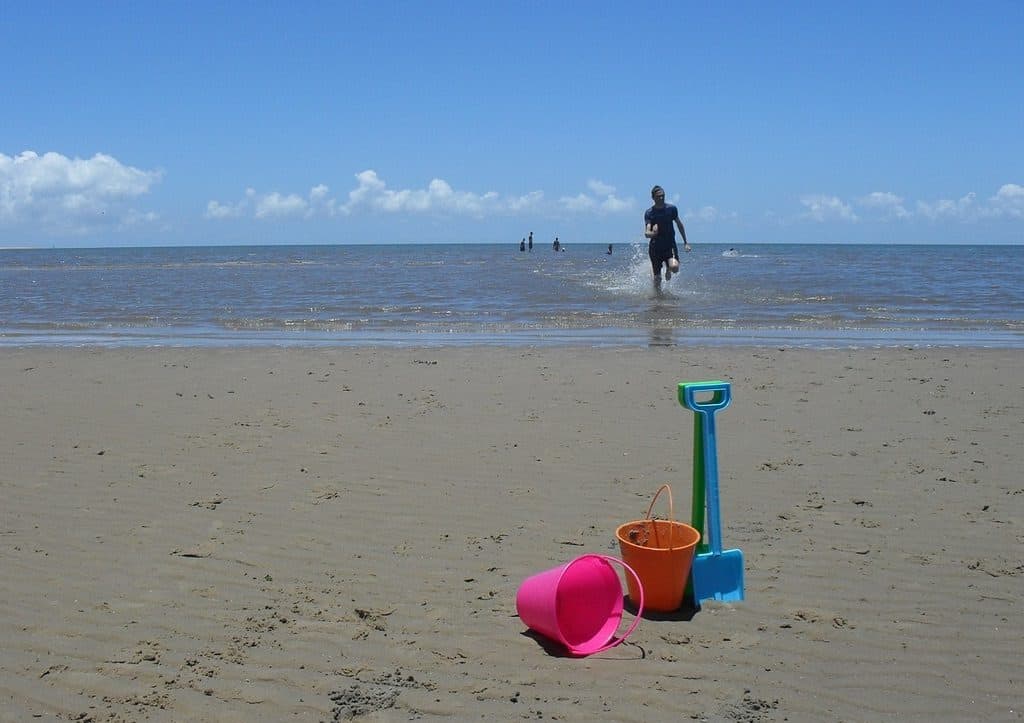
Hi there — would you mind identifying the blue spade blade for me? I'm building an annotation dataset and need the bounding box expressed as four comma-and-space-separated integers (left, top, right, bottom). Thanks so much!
691, 547, 745, 602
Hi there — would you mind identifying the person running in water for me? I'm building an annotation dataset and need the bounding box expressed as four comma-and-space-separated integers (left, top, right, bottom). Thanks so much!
644, 185, 690, 286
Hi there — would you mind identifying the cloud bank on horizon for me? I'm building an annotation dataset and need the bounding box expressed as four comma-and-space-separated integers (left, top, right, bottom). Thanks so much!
799, 185, 1024, 224
2, 150, 1022, 243
0, 151, 162, 235
205, 171, 636, 221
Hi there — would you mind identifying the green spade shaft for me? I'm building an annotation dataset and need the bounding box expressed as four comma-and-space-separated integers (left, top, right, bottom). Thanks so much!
692, 412, 711, 557
683, 411, 708, 604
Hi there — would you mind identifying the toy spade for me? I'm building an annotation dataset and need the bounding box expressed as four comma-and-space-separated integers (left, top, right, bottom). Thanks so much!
679, 381, 745, 604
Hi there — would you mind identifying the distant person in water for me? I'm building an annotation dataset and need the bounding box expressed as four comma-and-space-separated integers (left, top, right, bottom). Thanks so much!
528, 232, 533, 251
553, 237, 560, 252
644, 185, 690, 287
520, 239, 526, 252
607, 244, 613, 255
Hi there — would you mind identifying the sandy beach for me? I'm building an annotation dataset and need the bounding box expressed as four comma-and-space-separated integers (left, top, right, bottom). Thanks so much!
1, 346, 1020, 722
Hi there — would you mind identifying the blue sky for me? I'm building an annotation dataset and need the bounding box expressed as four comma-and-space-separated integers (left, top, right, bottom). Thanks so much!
2, 2, 1022, 247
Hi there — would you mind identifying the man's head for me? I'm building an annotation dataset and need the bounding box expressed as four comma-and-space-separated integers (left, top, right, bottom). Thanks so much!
651, 185, 666, 204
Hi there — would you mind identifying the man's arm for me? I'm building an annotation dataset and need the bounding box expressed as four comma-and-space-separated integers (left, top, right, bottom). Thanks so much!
675, 217, 691, 251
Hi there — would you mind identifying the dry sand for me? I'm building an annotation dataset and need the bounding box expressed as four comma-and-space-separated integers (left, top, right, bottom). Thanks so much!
1, 346, 1021, 722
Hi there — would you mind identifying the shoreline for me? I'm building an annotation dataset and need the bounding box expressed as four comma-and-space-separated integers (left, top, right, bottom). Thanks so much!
3, 327, 1023, 350
2, 346, 1020, 721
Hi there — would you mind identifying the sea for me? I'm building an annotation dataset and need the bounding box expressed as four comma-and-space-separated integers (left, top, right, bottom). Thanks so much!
1, 243, 1022, 349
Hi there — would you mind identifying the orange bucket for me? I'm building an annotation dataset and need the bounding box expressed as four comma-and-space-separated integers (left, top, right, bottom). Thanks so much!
616, 484, 700, 612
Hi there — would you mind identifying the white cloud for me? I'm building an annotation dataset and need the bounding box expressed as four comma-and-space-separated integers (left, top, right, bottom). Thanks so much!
558, 179, 635, 215
911, 185, 1024, 221
119, 209, 160, 229
799, 194, 858, 222
308, 184, 339, 216
916, 192, 977, 220
600, 195, 631, 213
205, 199, 244, 219
858, 191, 910, 219
340, 170, 509, 216
989, 183, 1024, 218
340, 170, 384, 214
790, 185, 1024, 224
255, 191, 309, 218
208, 172, 514, 221
506, 190, 545, 212
560, 193, 596, 212
0, 150, 161, 231
206, 172, 641, 223
686, 205, 734, 223
558, 192, 634, 214
208, 186, 335, 220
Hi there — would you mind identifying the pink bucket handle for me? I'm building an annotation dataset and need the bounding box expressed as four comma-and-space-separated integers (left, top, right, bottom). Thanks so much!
574, 554, 645, 656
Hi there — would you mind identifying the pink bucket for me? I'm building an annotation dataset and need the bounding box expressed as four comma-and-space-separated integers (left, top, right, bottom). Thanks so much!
515, 554, 644, 656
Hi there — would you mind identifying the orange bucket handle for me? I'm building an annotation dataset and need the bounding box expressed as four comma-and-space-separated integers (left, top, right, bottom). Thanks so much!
644, 484, 676, 549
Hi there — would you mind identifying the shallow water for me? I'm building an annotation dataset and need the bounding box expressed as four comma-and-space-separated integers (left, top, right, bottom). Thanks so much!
1, 243, 1021, 348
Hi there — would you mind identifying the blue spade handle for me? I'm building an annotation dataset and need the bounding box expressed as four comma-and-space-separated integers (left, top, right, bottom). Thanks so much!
679, 382, 731, 555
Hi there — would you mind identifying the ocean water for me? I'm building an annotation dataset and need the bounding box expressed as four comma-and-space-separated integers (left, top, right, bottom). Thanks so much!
1, 243, 1021, 348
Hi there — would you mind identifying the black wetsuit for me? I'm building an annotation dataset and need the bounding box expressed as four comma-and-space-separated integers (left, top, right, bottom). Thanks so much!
644, 203, 680, 274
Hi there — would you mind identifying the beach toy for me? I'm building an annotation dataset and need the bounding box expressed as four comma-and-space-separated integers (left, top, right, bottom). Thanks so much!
615, 484, 701, 612
690, 409, 712, 558
681, 387, 717, 605
678, 382, 730, 550
679, 381, 745, 604
516, 554, 644, 656
681, 406, 710, 604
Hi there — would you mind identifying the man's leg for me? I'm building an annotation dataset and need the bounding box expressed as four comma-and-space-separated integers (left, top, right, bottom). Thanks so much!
649, 247, 663, 286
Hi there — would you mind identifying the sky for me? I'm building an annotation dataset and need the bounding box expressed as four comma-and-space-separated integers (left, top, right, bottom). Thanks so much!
2, 1, 1022, 247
